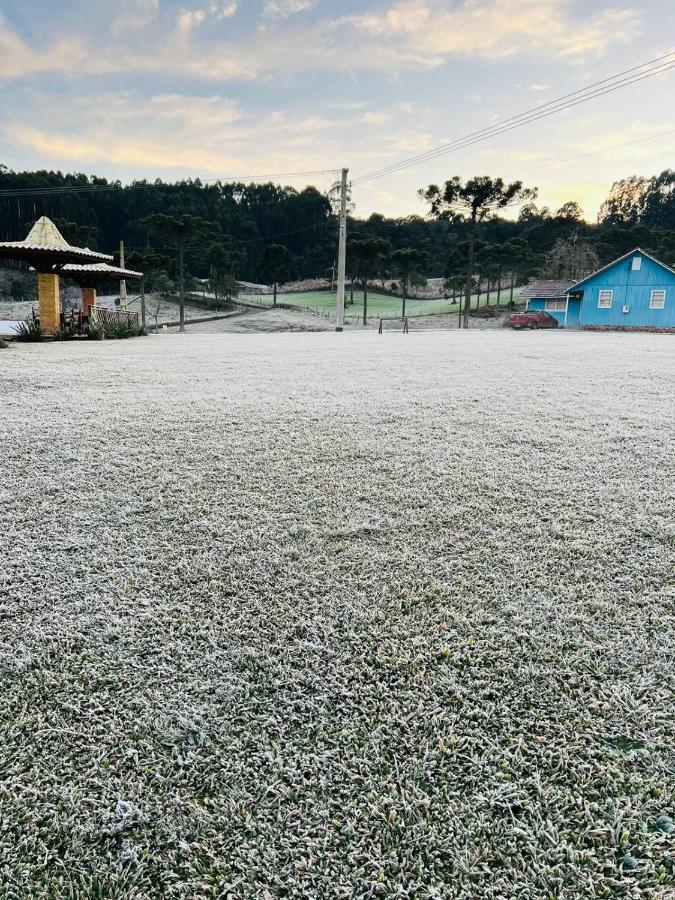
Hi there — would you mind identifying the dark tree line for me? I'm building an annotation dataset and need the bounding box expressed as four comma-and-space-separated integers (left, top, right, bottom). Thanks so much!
0, 167, 334, 282
1, 164, 674, 292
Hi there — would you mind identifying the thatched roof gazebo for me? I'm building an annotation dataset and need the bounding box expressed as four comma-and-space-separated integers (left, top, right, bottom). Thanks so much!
0, 217, 113, 333
62, 262, 144, 317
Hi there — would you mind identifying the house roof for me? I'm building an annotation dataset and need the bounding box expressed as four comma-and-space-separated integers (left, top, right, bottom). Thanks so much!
62, 263, 143, 280
520, 279, 576, 299
0, 216, 112, 266
568, 248, 675, 292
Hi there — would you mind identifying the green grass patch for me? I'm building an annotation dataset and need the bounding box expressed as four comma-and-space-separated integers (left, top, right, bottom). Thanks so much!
240, 288, 524, 321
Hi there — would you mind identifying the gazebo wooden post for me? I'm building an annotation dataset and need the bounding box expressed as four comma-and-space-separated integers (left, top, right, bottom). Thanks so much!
37, 272, 61, 335
81, 286, 97, 317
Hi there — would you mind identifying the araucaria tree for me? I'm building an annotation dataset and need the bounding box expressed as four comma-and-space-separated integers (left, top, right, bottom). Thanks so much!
348, 237, 392, 324
141, 214, 216, 332
420, 177, 536, 328
257, 244, 295, 306
391, 248, 426, 318
208, 240, 246, 304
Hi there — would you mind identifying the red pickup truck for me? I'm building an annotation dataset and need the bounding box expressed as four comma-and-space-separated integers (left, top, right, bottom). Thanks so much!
506, 310, 559, 329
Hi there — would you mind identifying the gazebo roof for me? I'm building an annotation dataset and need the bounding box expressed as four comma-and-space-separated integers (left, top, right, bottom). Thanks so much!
0, 217, 112, 267
62, 262, 144, 281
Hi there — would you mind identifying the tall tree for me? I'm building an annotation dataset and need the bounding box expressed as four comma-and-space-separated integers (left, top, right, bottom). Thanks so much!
391, 248, 426, 318
208, 240, 246, 303
348, 236, 392, 324
421, 177, 537, 327
499, 239, 534, 306
490, 243, 516, 312
257, 244, 295, 306
598, 175, 652, 226
542, 234, 599, 279
141, 214, 217, 331
555, 201, 585, 221
446, 242, 478, 325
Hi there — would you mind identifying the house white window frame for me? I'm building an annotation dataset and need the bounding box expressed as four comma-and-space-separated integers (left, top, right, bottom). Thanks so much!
598, 289, 613, 309
631, 256, 642, 271
650, 289, 666, 309
544, 299, 566, 311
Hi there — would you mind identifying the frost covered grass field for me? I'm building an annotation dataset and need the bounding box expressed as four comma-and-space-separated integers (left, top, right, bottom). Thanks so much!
1, 331, 674, 899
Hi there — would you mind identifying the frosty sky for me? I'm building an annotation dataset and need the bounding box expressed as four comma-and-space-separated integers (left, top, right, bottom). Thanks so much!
1, 0, 674, 219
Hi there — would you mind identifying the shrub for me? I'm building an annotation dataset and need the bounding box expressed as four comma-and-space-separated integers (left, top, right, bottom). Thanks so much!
14, 311, 44, 342
52, 314, 81, 341
86, 321, 104, 341
10, 278, 26, 301
103, 319, 143, 339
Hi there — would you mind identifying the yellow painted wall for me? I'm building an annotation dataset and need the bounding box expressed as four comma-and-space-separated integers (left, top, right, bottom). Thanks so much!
38, 273, 60, 334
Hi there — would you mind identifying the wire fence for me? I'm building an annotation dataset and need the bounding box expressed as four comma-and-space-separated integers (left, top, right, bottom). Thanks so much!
234, 289, 523, 326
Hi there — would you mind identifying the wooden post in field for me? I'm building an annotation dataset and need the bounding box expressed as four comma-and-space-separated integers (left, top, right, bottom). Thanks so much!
140, 280, 146, 331
119, 241, 127, 309
336, 167, 348, 332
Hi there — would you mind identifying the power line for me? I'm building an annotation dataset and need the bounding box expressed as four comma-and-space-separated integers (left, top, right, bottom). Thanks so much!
2, 54, 671, 202
366, 127, 675, 216
503, 128, 675, 178
351, 53, 675, 185
353, 62, 675, 185
230, 220, 337, 246
352, 53, 675, 184
127, 219, 337, 256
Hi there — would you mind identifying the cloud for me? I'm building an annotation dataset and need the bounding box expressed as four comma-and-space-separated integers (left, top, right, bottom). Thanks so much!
4, 91, 337, 175
3, 87, 430, 184
168, 2, 239, 34
0, 11, 255, 83
339, 0, 641, 61
0, 0, 644, 88
217, 2, 239, 17
178, 9, 208, 32
262, 0, 317, 19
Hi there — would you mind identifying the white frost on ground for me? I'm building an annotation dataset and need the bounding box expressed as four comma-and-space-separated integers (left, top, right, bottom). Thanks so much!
1, 331, 674, 898
172, 307, 505, 333
171, 306, 334, 333
1, 294, 508, 334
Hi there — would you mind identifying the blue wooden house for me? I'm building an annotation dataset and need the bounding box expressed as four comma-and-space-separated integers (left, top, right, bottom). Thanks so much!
568, 249, 675, 332
523, 249, 675, 331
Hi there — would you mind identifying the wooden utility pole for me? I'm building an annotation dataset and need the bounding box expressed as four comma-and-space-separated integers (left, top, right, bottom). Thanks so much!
119, 240, 127, 310
178, 246, 185, 333
336, 167, 348, 332
140, 280, 146, 331
463, 231, 475, 329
